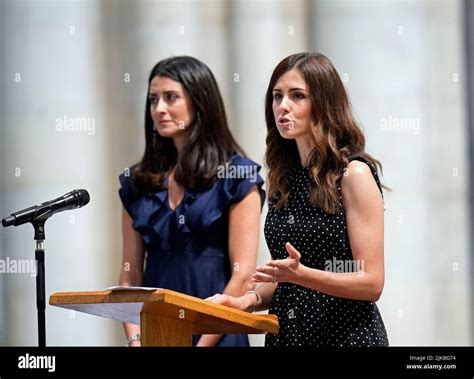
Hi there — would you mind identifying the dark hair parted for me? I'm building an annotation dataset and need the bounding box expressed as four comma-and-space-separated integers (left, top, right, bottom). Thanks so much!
133, 56, 245, 193
265, 52, 386, 213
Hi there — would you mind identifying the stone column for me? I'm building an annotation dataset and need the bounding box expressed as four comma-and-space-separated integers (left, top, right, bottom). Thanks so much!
0, 0, 119, 345
229, 0, 310, 346
309, 0, 470, 345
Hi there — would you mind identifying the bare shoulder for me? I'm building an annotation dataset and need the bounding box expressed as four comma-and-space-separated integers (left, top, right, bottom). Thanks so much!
341, 160, 381, 206
342, 160, 373, 186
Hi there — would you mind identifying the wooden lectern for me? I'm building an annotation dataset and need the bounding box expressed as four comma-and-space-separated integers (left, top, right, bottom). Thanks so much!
49, 289, 278, 346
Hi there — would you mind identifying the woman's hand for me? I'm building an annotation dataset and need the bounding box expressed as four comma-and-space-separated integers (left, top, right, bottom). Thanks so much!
205, 293, 249, 311
198, 294, 254, 347
253, 242, 304, 284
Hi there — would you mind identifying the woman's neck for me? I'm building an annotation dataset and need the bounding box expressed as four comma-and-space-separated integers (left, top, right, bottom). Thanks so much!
173, 134, 187, 155
294, 135, 316, 167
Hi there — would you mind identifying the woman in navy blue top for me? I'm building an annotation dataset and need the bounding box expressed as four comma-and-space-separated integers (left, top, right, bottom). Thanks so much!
118, 56, 264, 347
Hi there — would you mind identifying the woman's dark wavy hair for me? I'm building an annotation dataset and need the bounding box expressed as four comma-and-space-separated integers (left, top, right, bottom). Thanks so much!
265, 52, 386, 213
133, 56, 245, 193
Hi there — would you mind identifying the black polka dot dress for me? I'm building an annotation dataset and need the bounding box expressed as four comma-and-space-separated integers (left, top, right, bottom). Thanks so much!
264, 156, 389, 347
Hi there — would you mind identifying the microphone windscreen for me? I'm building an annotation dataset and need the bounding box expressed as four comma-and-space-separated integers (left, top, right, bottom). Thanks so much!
76, 189, 90, 207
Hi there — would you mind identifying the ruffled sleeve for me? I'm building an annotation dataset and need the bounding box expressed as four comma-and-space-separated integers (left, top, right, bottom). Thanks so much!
221, 153, 266, 208
118, 170, 136, 218
118, 168, 171, 246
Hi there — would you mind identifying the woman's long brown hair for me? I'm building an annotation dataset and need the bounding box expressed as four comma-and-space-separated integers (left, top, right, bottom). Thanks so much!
265, 52, 385, 213
133, 56, 245, 194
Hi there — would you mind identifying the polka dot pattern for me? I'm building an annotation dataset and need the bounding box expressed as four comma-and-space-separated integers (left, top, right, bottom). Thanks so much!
264, 156, 389, 347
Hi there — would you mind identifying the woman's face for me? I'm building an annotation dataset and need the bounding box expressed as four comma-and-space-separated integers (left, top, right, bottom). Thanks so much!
149, 76, 196, 139
272, 69, 313, 139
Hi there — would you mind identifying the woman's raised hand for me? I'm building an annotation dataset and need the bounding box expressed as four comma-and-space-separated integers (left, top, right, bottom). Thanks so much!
253, 242, 303, 284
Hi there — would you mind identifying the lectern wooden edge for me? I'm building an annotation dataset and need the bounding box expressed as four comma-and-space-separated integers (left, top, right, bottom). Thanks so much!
49, 289, 278, 346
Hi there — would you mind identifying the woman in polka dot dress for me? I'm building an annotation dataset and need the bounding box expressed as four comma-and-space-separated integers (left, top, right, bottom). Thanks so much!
207, 52, 389, 347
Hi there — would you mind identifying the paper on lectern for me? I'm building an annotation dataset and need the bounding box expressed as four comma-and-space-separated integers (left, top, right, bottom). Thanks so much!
104, 286, 162, 291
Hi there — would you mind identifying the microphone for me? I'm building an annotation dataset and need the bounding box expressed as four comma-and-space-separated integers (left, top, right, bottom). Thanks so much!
2, 189, 90, 227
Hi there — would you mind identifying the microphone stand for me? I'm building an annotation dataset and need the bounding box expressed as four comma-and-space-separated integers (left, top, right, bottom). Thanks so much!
2, 189, 90, 347
32, 219, 46, 347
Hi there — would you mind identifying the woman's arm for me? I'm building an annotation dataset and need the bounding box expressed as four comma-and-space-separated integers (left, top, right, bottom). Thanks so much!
206, 281, 277, 313
119, 207, 145, 346
204, 188, 279, 313
254, 161, 385, 302
196, 186, 261, 346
